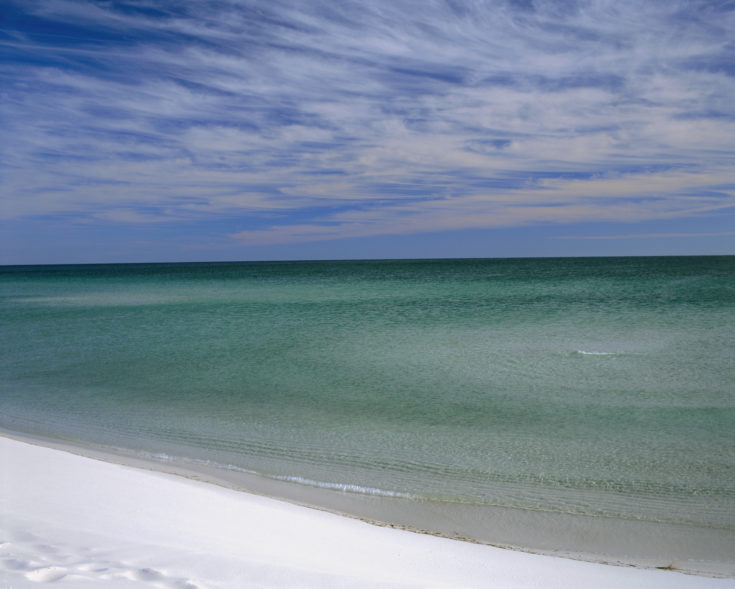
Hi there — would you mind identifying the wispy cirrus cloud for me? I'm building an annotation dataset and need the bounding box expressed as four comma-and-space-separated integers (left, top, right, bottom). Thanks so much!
557, 232, 735, 240
1, 0, 734, 260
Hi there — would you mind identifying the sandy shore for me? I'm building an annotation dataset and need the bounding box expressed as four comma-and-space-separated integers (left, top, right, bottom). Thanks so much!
1, 435, 733, 589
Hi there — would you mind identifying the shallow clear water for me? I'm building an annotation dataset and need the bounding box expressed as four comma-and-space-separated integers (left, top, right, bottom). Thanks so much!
2, 257, 734, 555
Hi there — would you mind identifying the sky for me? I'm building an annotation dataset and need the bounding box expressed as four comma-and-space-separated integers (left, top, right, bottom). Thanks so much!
2, 0, 735, 264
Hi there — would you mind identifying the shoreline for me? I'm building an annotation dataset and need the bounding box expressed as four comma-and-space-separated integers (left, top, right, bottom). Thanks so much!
2, 431, 734, 587
3, 428, 734, 577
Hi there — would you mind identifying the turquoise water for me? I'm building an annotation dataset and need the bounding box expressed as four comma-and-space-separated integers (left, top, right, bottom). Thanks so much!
2, 257, 734, 560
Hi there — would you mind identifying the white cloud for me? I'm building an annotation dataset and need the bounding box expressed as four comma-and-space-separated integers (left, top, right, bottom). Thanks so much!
2, 0, 735, 249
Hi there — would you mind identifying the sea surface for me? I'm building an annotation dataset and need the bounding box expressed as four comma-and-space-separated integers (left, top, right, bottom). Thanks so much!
2, 257, 734, 569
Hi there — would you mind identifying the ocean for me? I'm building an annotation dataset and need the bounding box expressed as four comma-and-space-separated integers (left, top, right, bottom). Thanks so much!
2, 257, 734, 570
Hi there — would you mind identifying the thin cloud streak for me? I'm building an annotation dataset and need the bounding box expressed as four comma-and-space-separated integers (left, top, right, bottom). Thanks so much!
557, 232, 735, 240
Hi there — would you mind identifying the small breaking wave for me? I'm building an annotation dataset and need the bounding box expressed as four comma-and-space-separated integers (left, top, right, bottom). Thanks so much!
144, 451, 259, 475
575, 350, 618, 356
269, 474, 415, 499
142, 451, 415, 499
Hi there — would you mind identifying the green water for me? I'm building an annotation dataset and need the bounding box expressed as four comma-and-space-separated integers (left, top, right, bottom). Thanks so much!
1, 257, 734, 560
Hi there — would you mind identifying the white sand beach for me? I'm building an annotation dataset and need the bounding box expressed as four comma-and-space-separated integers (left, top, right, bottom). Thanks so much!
1, 435, 733, 589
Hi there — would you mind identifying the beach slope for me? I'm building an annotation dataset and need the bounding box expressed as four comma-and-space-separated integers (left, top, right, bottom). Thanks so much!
1, 436, 732, 589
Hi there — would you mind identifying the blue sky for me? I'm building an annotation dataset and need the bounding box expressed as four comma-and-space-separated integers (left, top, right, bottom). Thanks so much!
2, 0, 735, 263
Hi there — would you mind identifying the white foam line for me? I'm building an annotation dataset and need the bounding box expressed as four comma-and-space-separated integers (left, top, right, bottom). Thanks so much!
270, 473, 415, 498
144, 450, 417, 498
